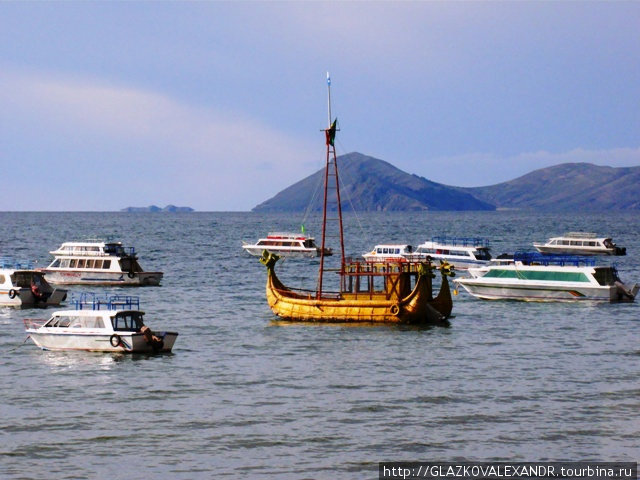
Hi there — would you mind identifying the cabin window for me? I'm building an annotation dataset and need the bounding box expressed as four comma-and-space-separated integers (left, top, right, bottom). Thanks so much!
86, 260, 94, 269
77, 259, 86, 268
112, 313, 144, 331
61, 259, 70, 268
69, 316, 104, 328
570, 241, 580, 246
549, 240, 557, 245
395, 249, 400, 254
587, 241, 596, 247
377, 248, 382, 254
0, 275, 5, 284
103, 260, 111, 269
94, 260, 103, 269
50, 259, 61, 268
69, 259, 77, 268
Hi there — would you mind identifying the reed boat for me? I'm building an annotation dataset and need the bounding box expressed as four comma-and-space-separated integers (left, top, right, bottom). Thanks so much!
261, 251, 454, 323
259, 74, 455, 324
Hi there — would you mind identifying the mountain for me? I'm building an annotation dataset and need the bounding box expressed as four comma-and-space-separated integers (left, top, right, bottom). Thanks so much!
253, 152, 494, 212
121, 205, 194, 212
462, 163, 640, 210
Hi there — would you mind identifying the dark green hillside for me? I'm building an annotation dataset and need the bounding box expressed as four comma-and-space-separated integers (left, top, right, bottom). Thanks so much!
463, 163, 640, 210
253, 152, 495, 212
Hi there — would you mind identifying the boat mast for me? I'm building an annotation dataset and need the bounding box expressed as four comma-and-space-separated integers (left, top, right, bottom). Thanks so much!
317, 72, 346, 298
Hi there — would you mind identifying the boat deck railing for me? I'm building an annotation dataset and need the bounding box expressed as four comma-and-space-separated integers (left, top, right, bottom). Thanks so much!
514, 251, 596, 267
344, 257, 433, 275
431, 236, 490, 248
70, 292, 141, 310
267, 232, 309, 239
0, 258, 35, 270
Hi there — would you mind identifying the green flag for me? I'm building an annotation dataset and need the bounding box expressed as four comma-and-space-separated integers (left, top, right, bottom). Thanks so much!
325, 118, 337, 146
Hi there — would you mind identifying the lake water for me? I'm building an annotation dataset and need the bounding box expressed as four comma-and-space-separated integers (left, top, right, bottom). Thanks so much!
1, 211, 638, 479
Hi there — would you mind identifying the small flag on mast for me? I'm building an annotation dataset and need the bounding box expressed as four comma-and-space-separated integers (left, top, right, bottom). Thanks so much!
327, 72, 331, 86
326, 118, 337, 146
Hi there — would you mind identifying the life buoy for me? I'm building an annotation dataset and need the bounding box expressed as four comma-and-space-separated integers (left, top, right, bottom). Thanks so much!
127, 271, 135, 279
110, 334, 121, 347
390, 304, 401, 316
8, 289, 17, 299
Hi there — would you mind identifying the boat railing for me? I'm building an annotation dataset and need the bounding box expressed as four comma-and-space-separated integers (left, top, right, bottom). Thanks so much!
564, 232, 598, 238
431, 236, 490, 248
69, 292, 141, 310
267, 232, 308, 239
344, 257, 433, 275
0, 258, 35, 270
514, 252, 596, 267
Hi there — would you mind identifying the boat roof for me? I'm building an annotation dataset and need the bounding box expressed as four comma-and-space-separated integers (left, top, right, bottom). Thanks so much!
55, 240, 123, 248
420, 236, 490, 248
551, 232, 609, 240
514, 252, 597, 267
371, 244, 412, 249
51, 308, 144, 317
265, 232, 313, 240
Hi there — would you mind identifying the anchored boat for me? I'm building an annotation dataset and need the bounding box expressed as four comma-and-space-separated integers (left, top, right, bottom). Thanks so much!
243, 232, 332, 258
414, 236, 493, 270
41, 240, 163, 286
259, 75, 455, 324
24, 294, 178, 352
455, 252, 638, 302
0, 258, 67, 308
533, 232, 626, 256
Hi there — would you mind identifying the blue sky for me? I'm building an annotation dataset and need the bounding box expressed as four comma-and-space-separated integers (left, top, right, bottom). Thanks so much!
1, 2, 638, 211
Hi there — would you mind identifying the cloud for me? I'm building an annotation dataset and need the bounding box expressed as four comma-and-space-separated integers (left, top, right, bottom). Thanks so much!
0, 69, 319, 210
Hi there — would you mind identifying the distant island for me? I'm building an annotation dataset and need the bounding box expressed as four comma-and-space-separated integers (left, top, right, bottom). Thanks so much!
253, 152, 640, 212
121, 205, 194, 212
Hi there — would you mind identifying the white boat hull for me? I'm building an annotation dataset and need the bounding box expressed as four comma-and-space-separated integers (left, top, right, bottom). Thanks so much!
0, 288, 67, 307
242, 245, 320, 258
27, 330, 178, 353
42, 270, 163, 286
456, 279, 617, 302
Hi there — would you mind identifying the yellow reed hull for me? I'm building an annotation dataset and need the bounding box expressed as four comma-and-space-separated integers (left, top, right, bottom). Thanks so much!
265, 269, 452, 324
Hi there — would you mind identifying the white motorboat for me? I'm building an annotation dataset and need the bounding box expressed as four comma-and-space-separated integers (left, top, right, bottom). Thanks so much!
41, 240, 163, 286
456, 252, 639, 302
24, 294, 178, 353
0, 258, 67, 307
533, 232, 626, 256
362, 244, 415, 262
242, 232, 332, 258
414, 236, 493, 269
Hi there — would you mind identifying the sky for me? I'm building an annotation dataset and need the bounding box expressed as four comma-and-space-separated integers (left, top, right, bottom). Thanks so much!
1, 2, 638, 211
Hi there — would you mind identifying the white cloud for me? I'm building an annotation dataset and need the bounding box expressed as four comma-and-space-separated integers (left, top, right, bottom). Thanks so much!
0, 70, 320, 210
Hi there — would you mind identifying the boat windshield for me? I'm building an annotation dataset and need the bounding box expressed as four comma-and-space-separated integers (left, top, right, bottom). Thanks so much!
11, 272, 44, 288
474, 249, 492, 261
112, 312, 144, 332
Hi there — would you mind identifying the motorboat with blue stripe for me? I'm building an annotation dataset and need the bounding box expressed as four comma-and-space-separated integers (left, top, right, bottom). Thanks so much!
455, 252, 638, 302
24, 294, 178, 353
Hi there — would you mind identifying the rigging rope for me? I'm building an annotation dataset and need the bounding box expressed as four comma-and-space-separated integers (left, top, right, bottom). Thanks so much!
334, 138, 370, 250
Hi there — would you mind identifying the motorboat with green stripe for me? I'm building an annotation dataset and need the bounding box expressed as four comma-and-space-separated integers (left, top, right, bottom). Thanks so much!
455, 252, 639, 302
24, 294, 178, 352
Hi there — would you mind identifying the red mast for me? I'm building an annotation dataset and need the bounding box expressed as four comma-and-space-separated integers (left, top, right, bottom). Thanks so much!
317, 73, 346, 298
